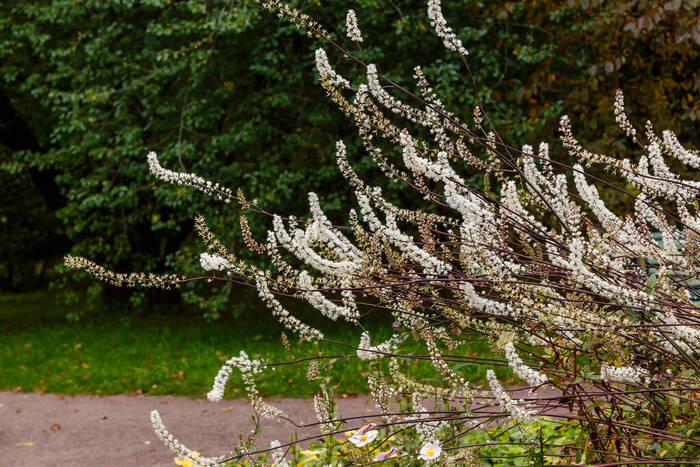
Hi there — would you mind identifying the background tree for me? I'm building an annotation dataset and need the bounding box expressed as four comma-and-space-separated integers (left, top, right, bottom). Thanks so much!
1, 0, 696, 314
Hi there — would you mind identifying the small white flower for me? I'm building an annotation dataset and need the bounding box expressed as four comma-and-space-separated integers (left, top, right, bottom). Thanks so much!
418, 441, 442, 461
349, 425, 378, 447
199, 252, 232, 272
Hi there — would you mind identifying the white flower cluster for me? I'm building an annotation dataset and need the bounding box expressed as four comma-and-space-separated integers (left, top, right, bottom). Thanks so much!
313, 392, 335, 433
367, 373, 400, 419
345, 10, 363, 42
504, 342, 548, 387
426, 336, 468, 388
600, 363, 650, 385
150, 410, 227, 467
298, 271, 358, 322
427, 0, 468, 57
271, 194, 364, 278
207, 350, 264, 403
568, 238, 652, 308
614, 89, 636, 138
356, 331, 405, 360
411, 393, 449, 443
199, 252, 233, 272
314, 48, 350, 88
256, 274, 324, 341
147, 152, 232, 203
459, 280, 518, 319
486, 369, 535, 423
366, 65, 424, 123
661, 311, 700, 353
269, 440, 290, 467
357, 192, 451, 276
662, 129, 700, 168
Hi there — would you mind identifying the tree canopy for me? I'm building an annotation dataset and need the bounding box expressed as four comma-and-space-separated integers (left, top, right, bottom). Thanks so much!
1, 0, 697, 311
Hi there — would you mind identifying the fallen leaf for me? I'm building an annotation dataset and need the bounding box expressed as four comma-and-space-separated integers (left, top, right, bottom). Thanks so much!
51, 424, 61, 430
17, 442, 36, 447
81, 362, 89, 369
221, 406, 234, 413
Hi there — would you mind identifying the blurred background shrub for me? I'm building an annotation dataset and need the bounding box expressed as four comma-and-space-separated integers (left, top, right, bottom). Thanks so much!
1, 0, 697, 316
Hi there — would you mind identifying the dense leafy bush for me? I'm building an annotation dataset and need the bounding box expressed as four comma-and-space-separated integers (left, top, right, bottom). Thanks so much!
3, 0, 696, 310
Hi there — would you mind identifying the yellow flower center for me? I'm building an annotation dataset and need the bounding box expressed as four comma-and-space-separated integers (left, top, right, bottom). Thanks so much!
425, 447, 434, 457
359, 434, 368, 441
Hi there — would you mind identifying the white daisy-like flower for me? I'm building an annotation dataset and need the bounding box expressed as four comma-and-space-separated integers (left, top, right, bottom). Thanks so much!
348, 424, 379, 447
418, 441, 442, 461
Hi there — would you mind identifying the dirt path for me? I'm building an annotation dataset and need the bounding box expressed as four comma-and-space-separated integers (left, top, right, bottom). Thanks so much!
1, 392, 374, 467
2, 387, 568, 466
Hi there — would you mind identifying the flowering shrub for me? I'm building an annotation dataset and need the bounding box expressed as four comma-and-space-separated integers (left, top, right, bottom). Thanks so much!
67, 0, 699, 465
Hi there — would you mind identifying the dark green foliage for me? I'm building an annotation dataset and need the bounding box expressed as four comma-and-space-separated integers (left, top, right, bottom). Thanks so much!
1, 0, 696, 310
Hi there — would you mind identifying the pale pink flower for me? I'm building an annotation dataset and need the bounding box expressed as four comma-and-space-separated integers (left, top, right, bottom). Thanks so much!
373, 447, 399, 462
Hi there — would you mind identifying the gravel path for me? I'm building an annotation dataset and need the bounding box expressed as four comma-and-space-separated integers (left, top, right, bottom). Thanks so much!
2, 387, 568, 466
1, 391, 374, 467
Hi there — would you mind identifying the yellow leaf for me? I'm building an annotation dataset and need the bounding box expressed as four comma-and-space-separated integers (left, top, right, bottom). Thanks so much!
297, 453, 319, 467
17, 442, 36, 447
174, 457, 193, 467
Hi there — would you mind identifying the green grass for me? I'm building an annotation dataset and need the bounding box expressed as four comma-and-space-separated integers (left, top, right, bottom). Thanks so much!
0, 291, 508, 398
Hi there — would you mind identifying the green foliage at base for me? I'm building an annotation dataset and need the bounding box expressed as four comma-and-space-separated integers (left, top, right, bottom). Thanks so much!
211, 419, 587, 466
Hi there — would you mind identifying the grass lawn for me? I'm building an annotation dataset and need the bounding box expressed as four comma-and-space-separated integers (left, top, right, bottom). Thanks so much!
0, 291, 509, 398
